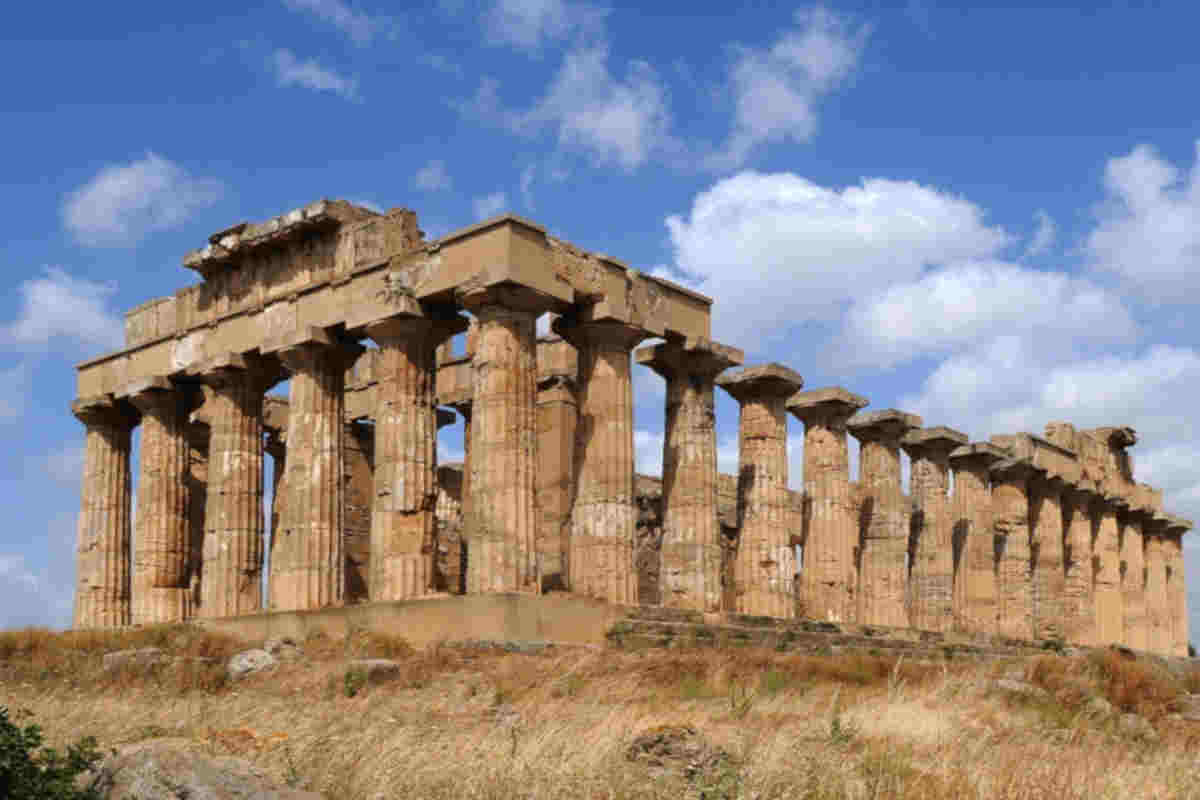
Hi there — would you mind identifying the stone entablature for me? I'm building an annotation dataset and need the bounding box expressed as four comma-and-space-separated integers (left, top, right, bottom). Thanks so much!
69, 199, 1194, 659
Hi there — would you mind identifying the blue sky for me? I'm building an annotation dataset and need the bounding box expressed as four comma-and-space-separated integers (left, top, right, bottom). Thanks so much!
3, 0, 1200, 637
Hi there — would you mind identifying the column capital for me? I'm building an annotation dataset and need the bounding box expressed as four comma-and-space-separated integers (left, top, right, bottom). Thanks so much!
71, 394, 138, 429
847, 409, 923, 445
552, 315, 649, 353
262, 325, 365, 373
640, 338, 745, 383
948, 441, 1007, 468
119, 377, 199, 417
901, 426, 969, 460
457, 284, 561, 316
989, 457, 1043, 484
187, 351, 282, 390
1164, 513, 1194, 537
714, 362, 801, 403
365, 307, 468, 347
786, 386, 868, 425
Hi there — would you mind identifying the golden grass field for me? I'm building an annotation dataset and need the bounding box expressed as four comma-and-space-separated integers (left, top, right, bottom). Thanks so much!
2, 625, 1200, 799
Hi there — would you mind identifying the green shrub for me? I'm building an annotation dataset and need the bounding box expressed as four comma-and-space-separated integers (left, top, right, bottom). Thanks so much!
0, 706, 103, 799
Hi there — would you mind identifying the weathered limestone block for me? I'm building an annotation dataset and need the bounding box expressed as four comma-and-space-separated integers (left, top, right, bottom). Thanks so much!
556, 317, 648, 605
366, 310, 466, 601
991, 458, 1038, 640
126, 380, 195, 625
1061, 480, 1100, 646
848, 409, 922, 628
72, 396, 137, 629
1119, 510, 1148, 650
1029, 475, 1066, 641
1164, 515, 1192, 657
633, 474, 665, 604
434, 463, 465, 593
902, 426, 968, 633
536, 370, 578, 591
716, 363, 801, 618
787, 388, 868, 624
641, 340, 743, 613
1143, 516, 1169, 655
193, 355, 271, 618
462, 289, 544, 594
949, 442, 1006, 635
1092, 496, 1124, 646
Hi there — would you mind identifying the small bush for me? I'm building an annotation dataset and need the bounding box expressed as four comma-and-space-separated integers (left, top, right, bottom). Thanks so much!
0, 706, 103, 800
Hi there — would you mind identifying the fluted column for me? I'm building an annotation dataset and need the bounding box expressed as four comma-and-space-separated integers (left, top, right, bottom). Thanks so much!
446, 399, 472, 595
850, 410, 923, 628
902, 427, 968, 633
556, 318, 648, 605
1030, 475, 1066, 641
949, 443, 1005, 635
1164, 516, 1192, 657
1119, 509, 1148, 650
1092, 495, 1124, 645
536, 371, 578, 592
462, 290, 542, 594
1143, 516, 1168, 654
1061, 481, 1099, 646
196, 356, 268, 618
127, 380, 194, 624
636, 340, 744, 613
787, 388, 868, 623
992, 459, 1038, 640
72, 396, 137, 629
366, 312, 467, 601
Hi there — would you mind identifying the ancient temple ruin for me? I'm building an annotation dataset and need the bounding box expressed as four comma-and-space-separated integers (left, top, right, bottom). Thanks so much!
70, 200, 1194, 656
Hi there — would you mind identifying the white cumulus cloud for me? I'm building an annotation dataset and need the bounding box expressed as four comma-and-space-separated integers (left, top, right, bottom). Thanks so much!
2, 268, 124, 353
272, 49, 359, 100
482, 0, 604, 51
62, 153, 222, 247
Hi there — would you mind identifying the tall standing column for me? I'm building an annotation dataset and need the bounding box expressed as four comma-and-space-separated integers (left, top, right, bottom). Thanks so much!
445, 398, 472, 595
72, 396, 137, 629
462, 289, 543, 594
556, 317, 648, 605
263, 329, 360, 611
126, 379, 194, 625
1120, 509, 1148, 650
1164, 516, 1192, 657
536, 374, 578, 591
902, 427, 968, 633
1092, 496, 1124, 645
1143, 516, 1168, 655
195, 355, 273, 618
992, 459, 1038, 640
949, 443, 1005, 635
787, 388, 868, 623
713, 364, 800, 617
1061, 481, 1099, 646
1030, 475, 1067, 642
366, 311, 467, 601
636, 340, 744, 612
848, 410, 922, 628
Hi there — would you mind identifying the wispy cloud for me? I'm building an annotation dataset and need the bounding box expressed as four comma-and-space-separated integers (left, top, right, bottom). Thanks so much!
272, 49, 360, 100
62, 153, 222, 247
473, 191, 507, 219
282, 0, 385, 45
2, 267, 124, 353
414, 160, 452, 191
482, 0, 605, 52
1026, 209, 1056, 256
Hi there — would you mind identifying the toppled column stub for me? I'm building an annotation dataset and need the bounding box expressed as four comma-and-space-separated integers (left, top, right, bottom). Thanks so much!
121, 377, 197, 625
787, 387, 868, 623
363, 306, 467, 602
188, 352, 278, 619
949, 442, 1006, 635
263, 326, 362, 611
1163, 514, 1192, 657
848, 409, 922, 628
1061, 479, 1101, 646
1029, 474, 1067, 642
990, 458, 1040, 641
902, 426, 967, 633
1093, 494, 1126, 646
555, 316, 649, 606
641, 339, 744, 613
72, 395, 138, 629
716, 362, 800, 618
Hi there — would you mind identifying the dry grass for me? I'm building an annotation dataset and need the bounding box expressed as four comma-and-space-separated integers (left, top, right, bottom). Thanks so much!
2, 626, 1199, 799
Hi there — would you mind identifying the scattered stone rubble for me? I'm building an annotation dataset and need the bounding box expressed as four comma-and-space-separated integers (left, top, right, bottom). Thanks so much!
69, 200, 1193, 657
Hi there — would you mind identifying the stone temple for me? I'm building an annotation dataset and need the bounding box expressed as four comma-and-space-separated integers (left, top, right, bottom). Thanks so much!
69, 200, 1194, 656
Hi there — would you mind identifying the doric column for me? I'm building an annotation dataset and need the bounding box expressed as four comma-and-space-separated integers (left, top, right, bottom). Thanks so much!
948, 443, 1005, 635
194, 354, 270, 619
125, 378, 195, 625
902, 426, 968, 633
1092, 495, 1124, 645
536, 373, 578, 591
365, 311, 467, 601
555, 317, 649, 605
72, 396, 137, 629
1119, 508, 1148, 650
1030, 475, 1067, 642
1164, 515, 1192, 657
709, 362, 796, 617
444, 396, 472, 595
991, 458, 1039, 640
849, 410, 922, 628
1143, 515, 1168, 655
637, 340, 744, 613
1061, 480, 1099, 646
461, 288, 543, 594
787, 388, 868, 623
